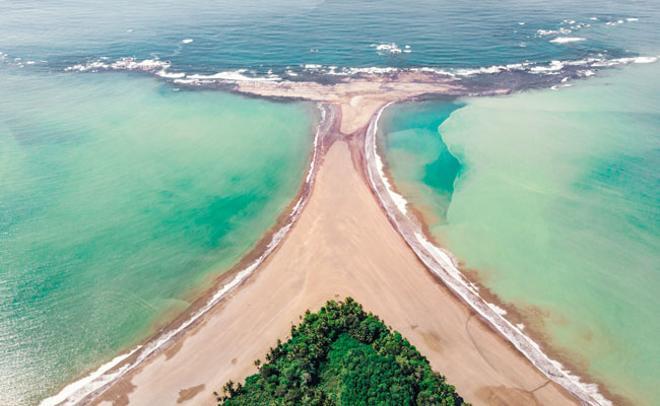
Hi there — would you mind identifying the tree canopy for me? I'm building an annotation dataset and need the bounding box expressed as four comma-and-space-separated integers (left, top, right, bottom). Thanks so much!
218, 297, 467, 405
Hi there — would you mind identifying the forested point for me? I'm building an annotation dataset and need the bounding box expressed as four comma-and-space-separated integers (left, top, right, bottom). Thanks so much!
217, 297, 467, 405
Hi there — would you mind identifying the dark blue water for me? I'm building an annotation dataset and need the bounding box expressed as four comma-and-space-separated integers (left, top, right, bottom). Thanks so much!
1, 1, 659, 404
1, 0, 659, 79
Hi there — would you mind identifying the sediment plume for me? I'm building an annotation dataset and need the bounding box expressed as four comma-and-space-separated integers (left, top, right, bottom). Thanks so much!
45, 75, 612, 406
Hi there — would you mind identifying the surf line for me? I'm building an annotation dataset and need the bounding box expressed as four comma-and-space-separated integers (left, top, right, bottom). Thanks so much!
363, 102, 611, 406
40, 103, 336, 406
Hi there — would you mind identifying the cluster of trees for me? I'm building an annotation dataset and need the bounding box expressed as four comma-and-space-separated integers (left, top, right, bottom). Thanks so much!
218, 297, 467, 405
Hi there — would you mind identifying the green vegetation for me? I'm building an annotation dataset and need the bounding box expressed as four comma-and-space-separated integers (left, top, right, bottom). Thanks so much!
218, 298, 466, 405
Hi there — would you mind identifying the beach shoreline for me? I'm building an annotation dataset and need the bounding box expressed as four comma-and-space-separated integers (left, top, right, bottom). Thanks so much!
362, 103, 617, 405
367, 98, 635, 406
45, 76, 615, 406
40, 102, 337, 406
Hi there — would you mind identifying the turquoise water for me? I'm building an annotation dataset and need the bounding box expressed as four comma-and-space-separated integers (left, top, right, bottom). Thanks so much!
1, 0, 659, 404
0, 69, 313, 404
381, 63, 660, 404
380, 102, 464, 223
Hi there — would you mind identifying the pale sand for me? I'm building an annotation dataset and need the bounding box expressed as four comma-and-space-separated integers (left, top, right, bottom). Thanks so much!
96, 140, 577, 406
230, 71, 481, 134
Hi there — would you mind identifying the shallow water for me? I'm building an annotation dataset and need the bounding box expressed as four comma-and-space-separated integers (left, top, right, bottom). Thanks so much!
0, 70, 313, 404
381, 63, 660, 404
1, 0, 659, 404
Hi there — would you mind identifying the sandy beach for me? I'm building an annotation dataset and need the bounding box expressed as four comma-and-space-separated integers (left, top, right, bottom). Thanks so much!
6, 1, 658, 403
86, 88, 583, 405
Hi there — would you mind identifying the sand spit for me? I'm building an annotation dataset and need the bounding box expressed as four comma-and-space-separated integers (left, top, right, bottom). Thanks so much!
364, 104, 610, 406
47, 74, 609, 405
91, 138, 577, 406
42, 103, 336, 406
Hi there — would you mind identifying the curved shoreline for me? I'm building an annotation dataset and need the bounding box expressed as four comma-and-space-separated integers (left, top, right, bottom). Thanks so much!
363, 103, 610, 405
40, 69, 629, 405
40, 103, 337, 406
53, 53, 660, 96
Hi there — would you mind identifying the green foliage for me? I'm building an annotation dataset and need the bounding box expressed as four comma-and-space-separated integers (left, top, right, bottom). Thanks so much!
218, 298, 467, 405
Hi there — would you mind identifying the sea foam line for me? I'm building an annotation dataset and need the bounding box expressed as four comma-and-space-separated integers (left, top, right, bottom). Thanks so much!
550, 37, 587, 44
62, 53, 658, 88
364, 103, 612, 406
40, 103, 334, 406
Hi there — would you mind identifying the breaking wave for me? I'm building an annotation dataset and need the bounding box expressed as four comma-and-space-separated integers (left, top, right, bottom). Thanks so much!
550, 36, 587, 44
56, 53, 659, 94
370, 42, 412, 55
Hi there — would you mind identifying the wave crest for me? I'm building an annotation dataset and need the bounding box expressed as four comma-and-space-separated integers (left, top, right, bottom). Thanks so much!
550, 36, 587, 44
59, 53, 660, 96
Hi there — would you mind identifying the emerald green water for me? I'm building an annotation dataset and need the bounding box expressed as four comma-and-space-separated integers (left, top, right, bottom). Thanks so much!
382, 64, 660, 404
0, 70, 313, 404
381, 102, 464, 223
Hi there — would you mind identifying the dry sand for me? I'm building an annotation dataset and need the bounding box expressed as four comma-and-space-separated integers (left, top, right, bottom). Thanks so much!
95, 137, 577, 405
230, 72, 473, 136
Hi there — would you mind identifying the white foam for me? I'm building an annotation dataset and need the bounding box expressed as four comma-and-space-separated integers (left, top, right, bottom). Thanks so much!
291, 54, 654, 81
65, 61, 110, 72
629, 56, 657, 64
366, 103, 408, 215
40, 347, 142, 406
528, 60, 564, 73
303, 65, 401, 76
112, 58, 171, 71
569, 22, 590, 30
592, 55, 658, 66
156, 70, 186, 79
371, 42, 403, 55
65, 57, 171, 73
182, 70, 280, 83
344, 66, 399, 75
626, 17, 639, 22
364, 104, 612, 406
62, 52, 658, 91
455, 65, 508, 76
550, 36, 586, 44
489, 303, 508, 316
537, 27, 572, 36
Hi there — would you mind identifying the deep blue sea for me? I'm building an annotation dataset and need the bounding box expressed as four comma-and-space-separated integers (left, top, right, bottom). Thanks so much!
1, 0, 659, 80
1, 0, 659, 405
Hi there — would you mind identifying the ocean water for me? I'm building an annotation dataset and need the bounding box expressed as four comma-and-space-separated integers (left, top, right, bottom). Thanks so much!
1, 0, 659, 404
1, 0, 659, 80
381, 63, 660, 404
0, 69, 313, 404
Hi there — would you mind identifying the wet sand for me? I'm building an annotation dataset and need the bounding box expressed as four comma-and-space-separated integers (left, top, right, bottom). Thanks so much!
64, 74, 610, 405
93, 119, 578, 405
